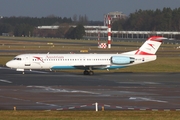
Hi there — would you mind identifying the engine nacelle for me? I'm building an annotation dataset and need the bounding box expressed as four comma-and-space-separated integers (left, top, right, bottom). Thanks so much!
111, 56, 135, 65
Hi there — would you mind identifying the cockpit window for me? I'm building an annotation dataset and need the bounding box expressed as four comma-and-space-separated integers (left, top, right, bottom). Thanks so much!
13, 58, 22, 60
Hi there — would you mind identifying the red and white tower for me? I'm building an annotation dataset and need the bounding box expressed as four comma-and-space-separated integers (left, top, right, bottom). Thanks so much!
107, 15, 111, 48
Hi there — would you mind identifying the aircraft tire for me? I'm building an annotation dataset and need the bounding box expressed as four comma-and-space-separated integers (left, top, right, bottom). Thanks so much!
84, 70, 89, 75
89, 71, 94, 75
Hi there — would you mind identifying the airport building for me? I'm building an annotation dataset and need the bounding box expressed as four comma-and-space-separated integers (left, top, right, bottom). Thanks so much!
37, 11, 180, 39
104, 11, 127, 26
37, 25, 180, 39
85, 29, 180, 39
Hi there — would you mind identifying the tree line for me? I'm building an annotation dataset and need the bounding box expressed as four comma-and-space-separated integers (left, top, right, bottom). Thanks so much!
0, 15, 92, 39
1, 7, 180, 39
112, 7, 180, 31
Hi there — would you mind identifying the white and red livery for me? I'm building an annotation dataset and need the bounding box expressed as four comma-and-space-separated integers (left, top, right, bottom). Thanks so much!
6, 36, 166, 75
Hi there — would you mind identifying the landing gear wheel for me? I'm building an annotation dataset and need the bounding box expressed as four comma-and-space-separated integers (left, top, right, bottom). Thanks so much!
89, 71, 94, 75
83, 70, 94, 75
83, 70, 89, 75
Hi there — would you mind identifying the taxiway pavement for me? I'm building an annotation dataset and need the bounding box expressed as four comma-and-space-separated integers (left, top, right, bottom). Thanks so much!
0, 67, 180, 111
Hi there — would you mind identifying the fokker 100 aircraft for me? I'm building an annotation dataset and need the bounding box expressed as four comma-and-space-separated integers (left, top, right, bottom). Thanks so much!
6, 36, 166, 75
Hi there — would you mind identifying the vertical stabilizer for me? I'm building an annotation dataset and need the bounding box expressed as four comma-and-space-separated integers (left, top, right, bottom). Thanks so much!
135, 36, 167, 55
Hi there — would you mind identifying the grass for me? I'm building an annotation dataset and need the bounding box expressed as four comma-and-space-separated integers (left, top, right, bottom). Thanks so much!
0, 36, 180, 119
1, 56, 180, 73
0, 111, 180, 120
123, 57, 180, 72
0, 36, 180, 73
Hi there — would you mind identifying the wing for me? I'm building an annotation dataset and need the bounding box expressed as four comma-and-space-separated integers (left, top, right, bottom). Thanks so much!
74, 65, 109, 70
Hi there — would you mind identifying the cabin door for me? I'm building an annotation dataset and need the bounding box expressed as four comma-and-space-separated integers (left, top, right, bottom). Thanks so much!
24, 56, 31, 67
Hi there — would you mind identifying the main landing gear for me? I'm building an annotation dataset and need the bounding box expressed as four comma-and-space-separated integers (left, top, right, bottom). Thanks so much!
83, 70, 94, 75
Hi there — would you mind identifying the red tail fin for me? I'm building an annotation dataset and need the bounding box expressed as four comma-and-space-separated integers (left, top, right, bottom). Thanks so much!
135, 36, 167, 55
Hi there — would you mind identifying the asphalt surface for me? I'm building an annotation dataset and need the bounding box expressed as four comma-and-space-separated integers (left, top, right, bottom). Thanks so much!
0, 67, 180, 111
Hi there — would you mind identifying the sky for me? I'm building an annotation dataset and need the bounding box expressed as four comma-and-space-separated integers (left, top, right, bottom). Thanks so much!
0, 0, 180, 21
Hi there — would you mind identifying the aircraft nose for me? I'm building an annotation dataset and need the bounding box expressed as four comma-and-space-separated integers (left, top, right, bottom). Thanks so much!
6, 61, 14, 68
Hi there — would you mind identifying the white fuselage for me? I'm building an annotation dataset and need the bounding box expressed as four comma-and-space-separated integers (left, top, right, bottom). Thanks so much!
6, 36, 166, 75
6, 53, 156, 71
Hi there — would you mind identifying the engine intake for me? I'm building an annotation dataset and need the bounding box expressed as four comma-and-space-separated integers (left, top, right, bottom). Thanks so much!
111, 56, 135, 65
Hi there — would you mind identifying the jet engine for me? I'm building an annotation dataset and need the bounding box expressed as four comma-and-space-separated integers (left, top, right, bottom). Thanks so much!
111, 56, 135, 65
